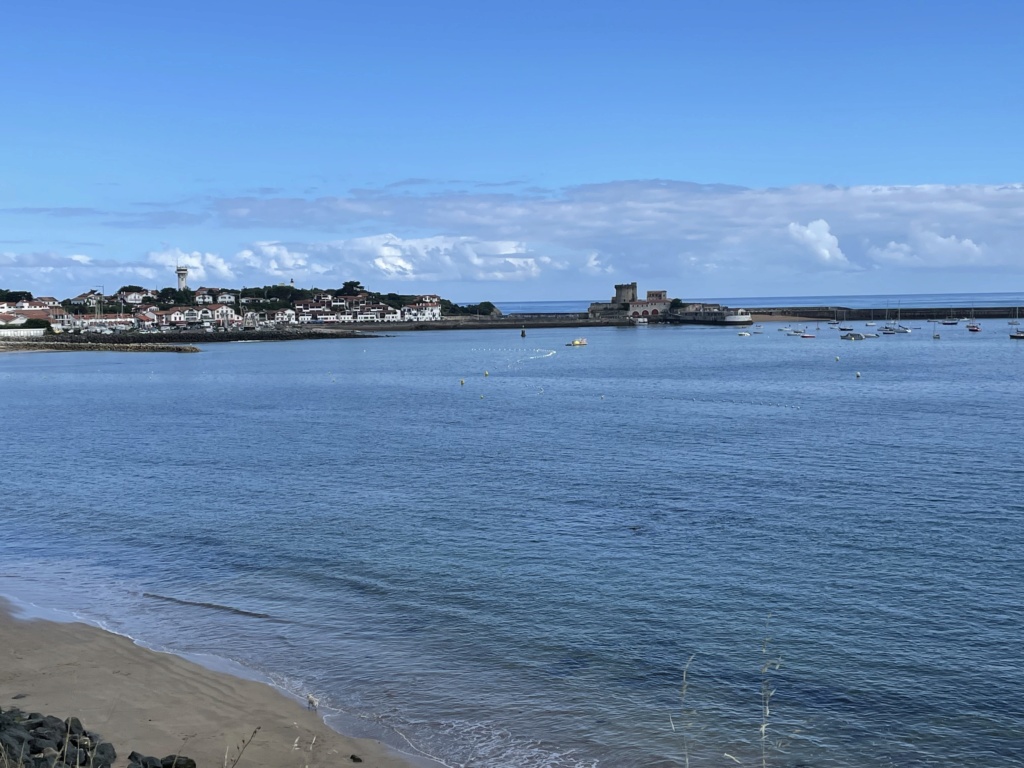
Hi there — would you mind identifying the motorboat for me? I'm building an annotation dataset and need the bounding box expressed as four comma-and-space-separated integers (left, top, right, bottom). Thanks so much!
841, 332, 866, 341
566, 338, 588, 346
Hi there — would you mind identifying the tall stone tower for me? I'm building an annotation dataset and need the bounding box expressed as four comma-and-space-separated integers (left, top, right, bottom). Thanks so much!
613, 282, 638, 304
175, 265, 189, 291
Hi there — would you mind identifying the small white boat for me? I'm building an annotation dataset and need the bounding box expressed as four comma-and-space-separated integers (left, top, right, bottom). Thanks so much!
737, 331, 751, 337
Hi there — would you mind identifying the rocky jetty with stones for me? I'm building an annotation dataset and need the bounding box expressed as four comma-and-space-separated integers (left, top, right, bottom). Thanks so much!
0, 706, 196, 768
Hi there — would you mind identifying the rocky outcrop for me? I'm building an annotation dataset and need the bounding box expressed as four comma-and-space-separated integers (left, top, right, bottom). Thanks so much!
0, 707, 195, 768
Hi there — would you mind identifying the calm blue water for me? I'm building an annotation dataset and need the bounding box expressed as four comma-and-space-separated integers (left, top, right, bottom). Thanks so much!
496, 292, 1024, 314
2, 321, 1023, 768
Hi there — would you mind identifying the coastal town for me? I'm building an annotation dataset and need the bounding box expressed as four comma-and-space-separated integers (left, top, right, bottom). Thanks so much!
0, 269, 762, 339
0, 267, 451, 338
3, 270, 1021, 341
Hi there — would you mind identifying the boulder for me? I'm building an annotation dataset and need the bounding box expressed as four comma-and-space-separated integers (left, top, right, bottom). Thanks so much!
92, 741, 117, 768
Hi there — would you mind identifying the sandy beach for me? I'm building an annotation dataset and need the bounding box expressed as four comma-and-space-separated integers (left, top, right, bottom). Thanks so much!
0, 602, 423, 768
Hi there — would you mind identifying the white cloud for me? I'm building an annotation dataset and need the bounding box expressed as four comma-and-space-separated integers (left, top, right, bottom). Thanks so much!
146, 247, 236, 282
867, 225, 985, 268
234, 235, 543, 284
583, 253, 613, 275
787, 219, 852, 268
7, 180, 1024, 299
0, 250, 166, 292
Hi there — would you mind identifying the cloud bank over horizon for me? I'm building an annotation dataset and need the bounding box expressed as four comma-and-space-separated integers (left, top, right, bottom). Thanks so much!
4, 179, 1024, 301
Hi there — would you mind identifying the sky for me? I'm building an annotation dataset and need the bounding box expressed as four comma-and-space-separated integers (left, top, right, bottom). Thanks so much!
2, 0, 1023, 303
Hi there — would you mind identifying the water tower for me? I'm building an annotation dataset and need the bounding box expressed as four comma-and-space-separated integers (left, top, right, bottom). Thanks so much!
175, 265, 189, 291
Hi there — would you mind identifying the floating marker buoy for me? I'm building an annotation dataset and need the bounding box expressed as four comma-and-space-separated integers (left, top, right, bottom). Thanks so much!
460, 379, 464, 385
856, 372, 861, 378
484, 371, 489, 376
835, 356, 840, 362
480, 394, 484, 399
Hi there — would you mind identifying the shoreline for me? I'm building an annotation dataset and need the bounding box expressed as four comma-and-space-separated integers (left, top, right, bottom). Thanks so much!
0, 599, 432, 768
3, 307, 1011, 354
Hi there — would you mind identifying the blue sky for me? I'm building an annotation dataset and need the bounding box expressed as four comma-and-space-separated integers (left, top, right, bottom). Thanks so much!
2, 0, 1023, 302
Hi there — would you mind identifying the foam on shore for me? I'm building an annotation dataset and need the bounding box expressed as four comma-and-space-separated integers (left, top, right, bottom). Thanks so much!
0, 598, 433, 768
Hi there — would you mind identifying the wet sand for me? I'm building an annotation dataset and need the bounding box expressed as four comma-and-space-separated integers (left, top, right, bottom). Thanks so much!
0, 602, 425, 768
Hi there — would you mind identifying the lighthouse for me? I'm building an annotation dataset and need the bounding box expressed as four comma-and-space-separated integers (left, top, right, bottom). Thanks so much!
175, 265, 189, 291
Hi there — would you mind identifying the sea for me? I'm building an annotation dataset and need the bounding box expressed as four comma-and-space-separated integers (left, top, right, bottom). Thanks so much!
2, 293, 1023, 768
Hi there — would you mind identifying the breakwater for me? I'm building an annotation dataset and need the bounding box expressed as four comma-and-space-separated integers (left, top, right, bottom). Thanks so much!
0, 340, 200, 353
747, 305, 1021, 321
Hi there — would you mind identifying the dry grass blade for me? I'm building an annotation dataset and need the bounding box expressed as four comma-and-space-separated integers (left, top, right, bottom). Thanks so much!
223, 726, 261, 768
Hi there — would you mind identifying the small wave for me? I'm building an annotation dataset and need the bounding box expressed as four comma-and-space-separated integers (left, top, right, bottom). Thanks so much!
142, 592, 270, 619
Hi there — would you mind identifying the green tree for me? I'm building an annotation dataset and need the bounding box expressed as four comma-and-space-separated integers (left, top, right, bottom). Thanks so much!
19, 318, 54, 333
439, 299, 499, 316
0, 289, 33, 302
339, 280, 366, 296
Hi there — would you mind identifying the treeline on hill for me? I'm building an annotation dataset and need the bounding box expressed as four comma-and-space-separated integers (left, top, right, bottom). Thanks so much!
5, 284, 499, 317
0, 289, 34, 302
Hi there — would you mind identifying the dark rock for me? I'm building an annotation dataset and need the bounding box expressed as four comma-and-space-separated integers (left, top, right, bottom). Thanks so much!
161, 755, 197, 768
63, 718, 84, 738
31, 728, 62, 746
92, 741, 116, 768
61, 745, 87, 766
29, 735, 59, 753
127, 752, 163, 768
12, 693, 27, 700
1, 723, 31, 751
41, 716, 66, 737
30, 755, 57, 768
350, 755, 363, 763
